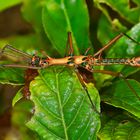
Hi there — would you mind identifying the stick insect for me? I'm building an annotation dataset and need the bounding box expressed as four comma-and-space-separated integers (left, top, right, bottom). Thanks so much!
0, 32, 140, 114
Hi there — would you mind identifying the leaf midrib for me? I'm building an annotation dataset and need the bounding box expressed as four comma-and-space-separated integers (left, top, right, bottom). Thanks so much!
56, 73, 68, 140
61, 0, 79, 55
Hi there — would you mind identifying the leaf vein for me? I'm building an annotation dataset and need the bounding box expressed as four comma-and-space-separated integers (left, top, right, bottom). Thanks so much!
34, 96, 61, 120
67, 92, 86, 129
56, 73, 69, 140
78, 113, 93, 139
34, 116, 65, 140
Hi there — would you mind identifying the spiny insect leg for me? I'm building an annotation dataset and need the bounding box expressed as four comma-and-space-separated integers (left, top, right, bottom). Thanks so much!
94, 33, 140, 58
93, 69, 140, 101
84, 47, 91, 56
1, 44, 32, 58
75, 67, 100, 115
0, 64, 42, 69
65, 32, 74, 56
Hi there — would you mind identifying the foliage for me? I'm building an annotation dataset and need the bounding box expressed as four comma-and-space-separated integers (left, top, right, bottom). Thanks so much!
0, 0, 140, 139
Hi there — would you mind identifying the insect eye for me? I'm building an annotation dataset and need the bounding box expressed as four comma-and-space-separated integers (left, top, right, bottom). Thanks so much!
44, 60, 49, 64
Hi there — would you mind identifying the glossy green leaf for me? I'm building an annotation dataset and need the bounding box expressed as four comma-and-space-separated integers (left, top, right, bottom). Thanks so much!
95, 0, 140, 24
101, 79, 140, 118
21, 0, 61, 56
0, 68, 24, 85
0, 34, 38, 50
42, 0, 92, 56
12, 88, 23, 106
98, 114, 140, 140
22, 0, 43, 32
0, 0, 21, 12
27, 66, 100, 139
12, 98, 34, 126
97, 14, 127, 46
12, 98, 38, 140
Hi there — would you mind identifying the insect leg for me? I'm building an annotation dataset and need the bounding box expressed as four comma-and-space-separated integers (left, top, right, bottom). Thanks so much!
65, 32, 74, 56
84, 47, 91, 55
94, 33, 140, 57
74, 67, 100, 115
1, 44, 32, 58
93, 69, 140, 101
0, 64, 42, 69
65, 32, 100, 114
93, 33, 123, 57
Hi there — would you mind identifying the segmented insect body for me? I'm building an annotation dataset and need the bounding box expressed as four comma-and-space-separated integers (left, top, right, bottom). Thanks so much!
30, 54, 140, 71
1, 32, 140, 114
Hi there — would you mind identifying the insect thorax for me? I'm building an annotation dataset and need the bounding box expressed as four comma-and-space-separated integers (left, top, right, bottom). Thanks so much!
31, 55, 41, 67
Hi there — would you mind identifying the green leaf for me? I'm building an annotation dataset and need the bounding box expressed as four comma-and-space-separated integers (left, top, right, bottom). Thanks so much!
21, 0, 60, 56
22, 0, 43, 32
0, 0, 21, 12
27, 66, 100, 139
0, 68, 24, 85
42, 0, 92, 56
98, 114, 140, 140
12, 98, 34, 126
101, 79, 140, 118
7, 34, 47, 53
95, 0, 140, 24
12, 98, 38, 140
12, 88, 23, 106
97, 14, 127, 46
